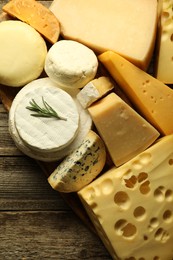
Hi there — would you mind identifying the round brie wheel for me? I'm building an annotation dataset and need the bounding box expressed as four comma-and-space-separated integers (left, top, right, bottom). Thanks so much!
0, 20, 47, 87
9, 78, 92, 162
44, 40, 98, 89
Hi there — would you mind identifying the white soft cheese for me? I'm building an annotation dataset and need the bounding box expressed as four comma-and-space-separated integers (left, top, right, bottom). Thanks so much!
0, 20, 47, 87
9, 78, 92, 161
44, 40, 98, 89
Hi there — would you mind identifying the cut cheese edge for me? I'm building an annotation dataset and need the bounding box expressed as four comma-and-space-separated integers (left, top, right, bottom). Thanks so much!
77, 76, 114, 108
99, 51, 173, 135
50, 0, 158, 70
78, 134, 173, 259
154, 0, 173, 83
3, 0, 60, 44
14, 85, 79, 153
88, 92, 159, 166
48, 130, 106, 192
9, 78, 92, 162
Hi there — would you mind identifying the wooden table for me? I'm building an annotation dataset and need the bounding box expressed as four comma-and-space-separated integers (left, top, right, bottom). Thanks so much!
0, 1, 111, 259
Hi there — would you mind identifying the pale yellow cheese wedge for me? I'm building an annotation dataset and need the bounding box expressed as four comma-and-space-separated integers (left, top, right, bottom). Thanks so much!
50, 0, 158, 70
3, 0, 60, 44
78, 134, 173, 260
155, 0, 173, 83
88, 92, 159, 166
99, 51, 173, 135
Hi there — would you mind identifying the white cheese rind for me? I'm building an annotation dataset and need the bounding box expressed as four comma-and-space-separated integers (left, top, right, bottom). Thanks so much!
48, 130, 106, 192
44, 40, 98, 89
9, 78, 92, 162
14, 86, 79, 152
0, 20, 47, 87
78, 134, 173, 260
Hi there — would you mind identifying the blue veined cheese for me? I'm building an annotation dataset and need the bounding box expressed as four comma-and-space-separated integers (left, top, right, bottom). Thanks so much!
48, 130, 106, 192
78, 134, 173, 260
9, 77, 92, 162
76, 76, 114, 109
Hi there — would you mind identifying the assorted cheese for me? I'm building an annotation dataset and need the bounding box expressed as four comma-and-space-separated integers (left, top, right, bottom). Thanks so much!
48, 130, 106, 192
88, 93, 160, 166
2, 0, 60, 44
76, 76, 114, 109
0, 20, 47, 87
99, 51, 173, 135
44, 40, 98, 89
50, 0, 158, 70
155, 0, 173, 83
9, 78, 92, 162
78, 134, 173, 259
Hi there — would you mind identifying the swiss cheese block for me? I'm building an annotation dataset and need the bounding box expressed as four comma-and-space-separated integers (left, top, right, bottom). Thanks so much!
48, 130, 106, 193
78, 134, 173, 260
2, 0, 60, 44
50, 0, 158, 70
77, 76, 114, 108
9, 78, 92, 162
45, 40, 98, 89
0, 20, 47, 87
88, 93, 159, 166
99, 51, 173, 135
155, 0, 173, 83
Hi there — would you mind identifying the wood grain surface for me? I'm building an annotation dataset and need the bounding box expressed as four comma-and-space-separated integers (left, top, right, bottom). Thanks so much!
0, 1, 111, 259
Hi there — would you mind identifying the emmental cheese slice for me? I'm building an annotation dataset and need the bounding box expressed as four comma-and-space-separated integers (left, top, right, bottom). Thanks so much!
78, 134, 173, 260
48, 130, 106, 193
50, 0, 158, 70
155, 0, 173, 83
3, 0, 60, 44
88, 93, 159, 166
99, 51, 173, 135
77, 76, 114, 108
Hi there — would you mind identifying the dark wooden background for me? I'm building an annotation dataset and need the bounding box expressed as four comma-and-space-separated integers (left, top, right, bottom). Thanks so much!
0, 0, 111, 259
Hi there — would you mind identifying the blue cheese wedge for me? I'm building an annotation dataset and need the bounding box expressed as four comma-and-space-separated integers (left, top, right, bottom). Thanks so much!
48, 130, 106, 192
9, 78, 92, 161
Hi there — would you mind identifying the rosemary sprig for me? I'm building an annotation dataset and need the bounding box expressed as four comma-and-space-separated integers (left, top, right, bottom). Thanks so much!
26, 97, 67, 120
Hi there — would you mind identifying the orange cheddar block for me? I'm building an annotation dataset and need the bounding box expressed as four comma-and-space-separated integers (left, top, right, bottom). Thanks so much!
2, 0, 60, 44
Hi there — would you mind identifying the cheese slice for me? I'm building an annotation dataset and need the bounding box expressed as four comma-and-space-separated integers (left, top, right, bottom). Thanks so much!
50, 0, 158, 70
77, 76, 114, 108
154, 0, 173, 83
88, 93, 159, 166
99, 51, 173, 135
14, 85, 79, 153
78, 134, 173, 259
2, 0, 60, 44
48, 130, 106, 193
9, 78, 92, 162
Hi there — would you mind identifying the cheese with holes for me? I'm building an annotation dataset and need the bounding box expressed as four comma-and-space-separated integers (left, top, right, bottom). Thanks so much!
78, 134, 173, 260
76, 76, 114, 108
99, 51, 173, 135
155, 0, 173, 83
45, 40, 98, 89
48, 130, 106, 193
2, 0, 60, 44
0, 20, 47, 87
9, 78, 92, 162
50, 0, 158, 70
88, 93, 159, 166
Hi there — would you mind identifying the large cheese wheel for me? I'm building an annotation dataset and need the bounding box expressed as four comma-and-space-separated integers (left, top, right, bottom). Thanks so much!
0, 20, 47, 87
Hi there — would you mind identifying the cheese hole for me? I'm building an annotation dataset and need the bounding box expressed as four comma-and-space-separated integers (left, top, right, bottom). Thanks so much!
163, 210, 173, 223
132, 160, 143, 170
101, 179, 114, 195
139, 153, 152, 165
169, 158, 173, 165
139, 180, 150, 194
114, 191, 130, 210
165, 189, 173, 201
133, 206, 146, 221
83, 187, 96, 201
114, 219, 137, 239
150, 217, 159, 228
138, 172, 148, 183
154, 228, 170, 243
153, 257, 161, 260
154, 186, 165, 202
124, 175, 137, 189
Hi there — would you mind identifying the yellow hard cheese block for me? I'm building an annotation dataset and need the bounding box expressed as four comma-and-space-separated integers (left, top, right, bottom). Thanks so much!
155, 0, 173, 83
78, 134, 173, 260
3, 0, 60, 44
88, 93, 159, 166
50, 0, 158, 70
99, 51, 173, 135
